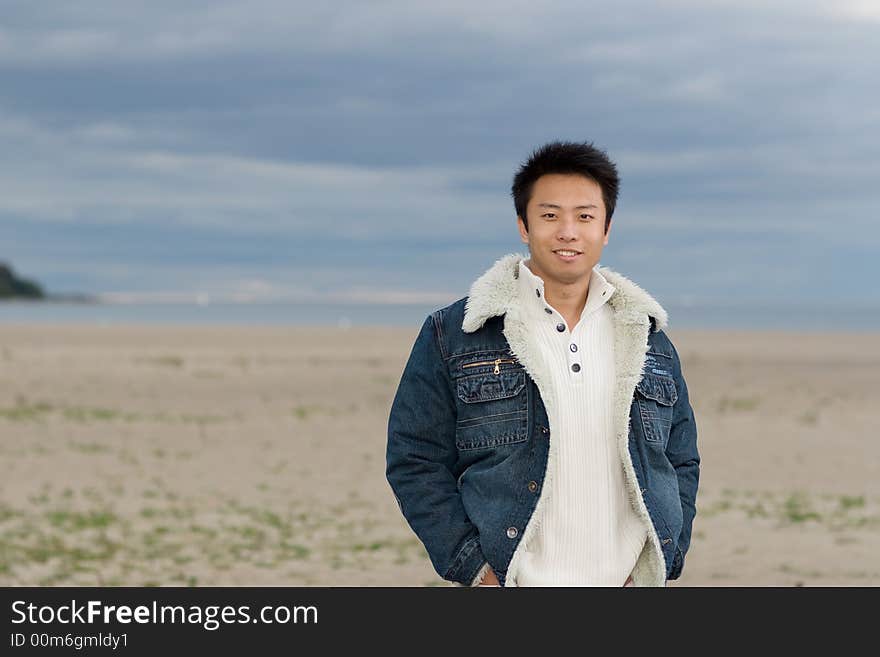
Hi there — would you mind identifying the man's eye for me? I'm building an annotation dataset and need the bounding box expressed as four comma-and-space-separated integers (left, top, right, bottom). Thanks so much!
542, 213, 556, 219
580, 214, 594, 220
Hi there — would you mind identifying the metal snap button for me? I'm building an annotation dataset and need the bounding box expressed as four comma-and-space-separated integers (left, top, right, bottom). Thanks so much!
527, 481, 538, 493
506, 526, 518, 539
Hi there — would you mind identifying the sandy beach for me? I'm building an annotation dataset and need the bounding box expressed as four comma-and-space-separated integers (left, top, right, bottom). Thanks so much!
0, 323, 877, 586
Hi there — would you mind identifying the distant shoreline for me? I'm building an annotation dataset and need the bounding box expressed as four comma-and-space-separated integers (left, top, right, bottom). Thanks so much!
0, 293, 98, 304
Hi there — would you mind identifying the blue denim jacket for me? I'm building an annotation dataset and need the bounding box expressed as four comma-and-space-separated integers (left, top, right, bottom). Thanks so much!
386, 254, 700, 586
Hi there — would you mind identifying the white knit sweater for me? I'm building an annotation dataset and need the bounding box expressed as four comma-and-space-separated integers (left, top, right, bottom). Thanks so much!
473, 258, 647, 586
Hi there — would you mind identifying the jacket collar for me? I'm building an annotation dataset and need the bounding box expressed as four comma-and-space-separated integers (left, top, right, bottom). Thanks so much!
462, 252, 668, 334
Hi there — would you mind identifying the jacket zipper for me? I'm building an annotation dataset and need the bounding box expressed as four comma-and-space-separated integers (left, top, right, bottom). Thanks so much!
461, 358, 517, 375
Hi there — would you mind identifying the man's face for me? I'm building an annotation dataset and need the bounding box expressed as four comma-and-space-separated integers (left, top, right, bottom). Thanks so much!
517, 173, 612, 287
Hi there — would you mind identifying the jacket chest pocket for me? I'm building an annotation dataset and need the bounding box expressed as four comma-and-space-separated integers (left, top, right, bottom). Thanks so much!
635, 373, 678, 444
454, 366, 528, 450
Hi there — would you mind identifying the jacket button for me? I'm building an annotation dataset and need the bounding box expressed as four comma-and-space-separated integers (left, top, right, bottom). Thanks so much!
541, 426, 549, 435
527, 481, 538, 493
506, 526, 518, 539
556, 323, 565, 332
661, 538, 672, 545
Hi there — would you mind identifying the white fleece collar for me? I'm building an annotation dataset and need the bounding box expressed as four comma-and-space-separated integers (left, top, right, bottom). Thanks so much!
463, 252, 668, 334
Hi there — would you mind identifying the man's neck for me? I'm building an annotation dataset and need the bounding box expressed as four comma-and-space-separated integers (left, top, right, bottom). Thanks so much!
524, 258, 590, 326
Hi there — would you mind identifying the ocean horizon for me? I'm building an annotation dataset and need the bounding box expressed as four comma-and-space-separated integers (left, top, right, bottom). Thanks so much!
1, 298, 878, 332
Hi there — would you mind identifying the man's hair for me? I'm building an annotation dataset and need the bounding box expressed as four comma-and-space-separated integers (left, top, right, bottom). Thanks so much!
511, 140, 620, 233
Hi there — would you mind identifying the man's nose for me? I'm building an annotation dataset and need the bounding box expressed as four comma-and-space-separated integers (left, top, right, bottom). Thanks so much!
556, 217, 578, 240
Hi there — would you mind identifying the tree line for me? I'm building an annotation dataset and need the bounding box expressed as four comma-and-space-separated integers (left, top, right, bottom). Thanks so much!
0, 262, 46, 299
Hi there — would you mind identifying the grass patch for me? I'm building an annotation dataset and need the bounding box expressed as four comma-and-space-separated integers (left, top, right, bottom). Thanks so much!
177, 414, 225, 424
136, 355, 184, 368
46, 510, 118, 531
782, 493, 822, 523
2, 400, 226, 426
68, 441, 111, 453
839, 495, 865, 511
280, 543, 311, 559
291, 404, 344, 420
192, 370, 223, 379
63, 406, 139, 422
292, 405, 315, 420
0, 401, 53, 421
717, 396, 760, 413
696, 489, 880, 529
798, 410, 819, 426
0, 491, 418, 585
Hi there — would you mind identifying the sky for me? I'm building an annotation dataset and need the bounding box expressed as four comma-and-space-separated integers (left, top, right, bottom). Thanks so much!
1, 0, 878, 312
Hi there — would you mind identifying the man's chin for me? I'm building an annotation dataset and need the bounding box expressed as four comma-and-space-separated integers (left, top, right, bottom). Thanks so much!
546, 259, 592, 277
530, 257, 593, 283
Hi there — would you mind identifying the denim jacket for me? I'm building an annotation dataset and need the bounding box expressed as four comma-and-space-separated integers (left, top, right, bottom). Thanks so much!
386, 253, 700, 586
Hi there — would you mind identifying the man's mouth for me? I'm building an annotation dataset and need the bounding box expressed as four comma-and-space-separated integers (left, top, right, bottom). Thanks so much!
552, 249, 582, 260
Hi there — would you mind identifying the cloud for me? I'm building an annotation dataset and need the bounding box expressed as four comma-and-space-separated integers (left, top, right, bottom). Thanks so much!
0, 111, 511, 240
0, 0, 878, 309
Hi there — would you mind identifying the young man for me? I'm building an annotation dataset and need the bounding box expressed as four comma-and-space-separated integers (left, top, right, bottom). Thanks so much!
385, 141, 700, 587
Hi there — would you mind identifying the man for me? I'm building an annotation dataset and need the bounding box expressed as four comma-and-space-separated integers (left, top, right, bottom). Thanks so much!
385, 141, 699, 587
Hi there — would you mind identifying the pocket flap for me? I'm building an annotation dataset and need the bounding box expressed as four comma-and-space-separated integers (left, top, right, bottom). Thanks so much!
636, 374, 678, 406
457, 371, 526, 404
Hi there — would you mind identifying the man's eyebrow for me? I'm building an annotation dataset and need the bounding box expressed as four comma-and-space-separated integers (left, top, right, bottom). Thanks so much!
537, 203, 598, 210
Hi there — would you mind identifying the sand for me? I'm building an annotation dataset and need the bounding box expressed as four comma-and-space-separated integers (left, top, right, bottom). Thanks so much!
0, 323, 876, 586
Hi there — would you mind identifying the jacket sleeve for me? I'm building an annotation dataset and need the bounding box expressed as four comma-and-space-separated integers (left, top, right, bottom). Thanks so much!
665, 337, 700, 580
386, 313, 489, 586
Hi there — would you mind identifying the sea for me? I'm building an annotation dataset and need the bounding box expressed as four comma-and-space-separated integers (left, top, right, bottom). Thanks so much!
1, 299, 879, 332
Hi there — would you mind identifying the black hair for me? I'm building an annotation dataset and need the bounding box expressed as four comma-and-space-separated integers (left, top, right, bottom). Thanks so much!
511, 140, 619, 233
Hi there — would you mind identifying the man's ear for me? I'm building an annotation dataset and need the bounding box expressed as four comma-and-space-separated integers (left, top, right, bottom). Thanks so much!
517, 215, 529, 244
603, 218, 613, 246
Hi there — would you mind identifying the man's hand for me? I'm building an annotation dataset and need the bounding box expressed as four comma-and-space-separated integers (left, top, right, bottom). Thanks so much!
477, 567, 501, 586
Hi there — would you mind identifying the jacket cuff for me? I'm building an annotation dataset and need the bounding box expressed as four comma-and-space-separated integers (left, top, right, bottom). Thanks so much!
668, 545, 684, 580
444, 535, 489, 586
469, 561, 493, 587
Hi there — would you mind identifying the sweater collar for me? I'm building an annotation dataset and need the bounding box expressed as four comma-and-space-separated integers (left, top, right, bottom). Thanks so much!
516, 258, 615, 326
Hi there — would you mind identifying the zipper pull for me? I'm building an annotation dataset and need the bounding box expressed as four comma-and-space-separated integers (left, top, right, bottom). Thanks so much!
493, 359, 501, 375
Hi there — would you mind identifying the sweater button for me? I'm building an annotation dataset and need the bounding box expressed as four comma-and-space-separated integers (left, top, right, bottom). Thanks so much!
556, 323, 565, 332
571, 363, 581, 372
506, 526, 518, 539
527, 481, 538, 493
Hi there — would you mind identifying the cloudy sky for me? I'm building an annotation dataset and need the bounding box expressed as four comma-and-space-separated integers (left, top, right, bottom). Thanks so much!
1, 0, 878, 311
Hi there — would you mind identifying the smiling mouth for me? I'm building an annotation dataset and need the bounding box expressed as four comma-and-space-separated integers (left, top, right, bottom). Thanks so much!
552, 249, 582, 257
